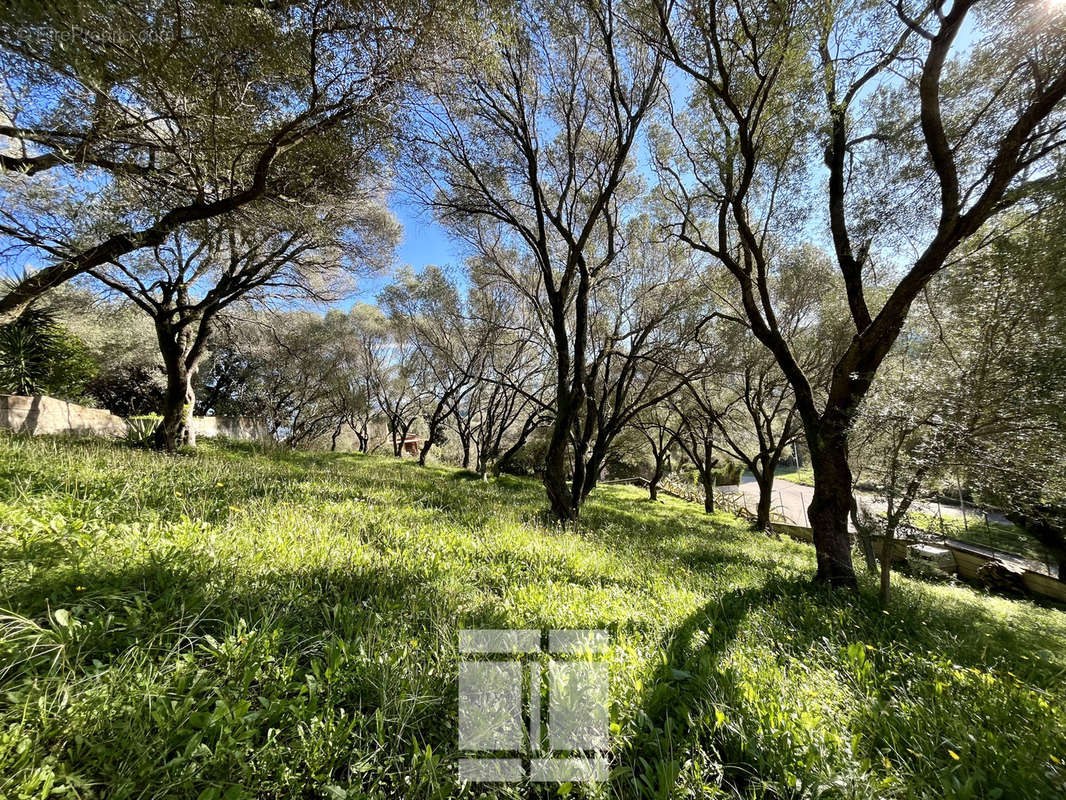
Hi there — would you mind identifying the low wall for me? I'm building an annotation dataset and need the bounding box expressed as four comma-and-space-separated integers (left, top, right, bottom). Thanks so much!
0, 394, 126, 438
190, 416, 269, 442
0, 395, 269, 443
773, 522, 814, 543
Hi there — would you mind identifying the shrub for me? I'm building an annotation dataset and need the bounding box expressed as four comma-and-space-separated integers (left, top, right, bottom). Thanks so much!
0, 306, 96, 399
496, 428, 551, 476
86, 364, 166, 417
685, 460, 743, 487
125, 414, 162, 447
712, 460, 744, 486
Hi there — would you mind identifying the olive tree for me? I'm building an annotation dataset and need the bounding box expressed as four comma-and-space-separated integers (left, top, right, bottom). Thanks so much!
380, 266, 483, 466
411, 0, 687, 520
0, 0, 467, 320
653, 0, 1066, 586
87, 198, 396, 450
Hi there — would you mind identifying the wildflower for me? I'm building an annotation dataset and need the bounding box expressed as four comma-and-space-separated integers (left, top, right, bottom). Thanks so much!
948, 750, 960, 761
75, 586, 85, 591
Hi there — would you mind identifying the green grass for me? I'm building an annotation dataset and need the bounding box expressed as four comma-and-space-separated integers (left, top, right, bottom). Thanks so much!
770, 465, 815, 487
0, 434, 1064, 799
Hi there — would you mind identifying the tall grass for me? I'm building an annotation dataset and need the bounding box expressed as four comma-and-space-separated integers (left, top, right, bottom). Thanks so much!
0, 433, 1063, 798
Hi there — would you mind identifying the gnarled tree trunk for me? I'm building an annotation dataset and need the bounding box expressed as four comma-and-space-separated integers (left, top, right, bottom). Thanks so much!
806, 425, 858, 588
701, 438, 717, 514
755, 471, 774, 531
544, 389, 579, 521
155, 317, 205, 453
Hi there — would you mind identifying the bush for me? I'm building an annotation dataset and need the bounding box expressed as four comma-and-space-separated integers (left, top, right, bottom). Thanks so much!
685, 460, 743, 487
124, 414, 162, 447
496, 428, 551, 476
86, 364, 166, 417
0, 306, 96, 399
712, 460, 744, 486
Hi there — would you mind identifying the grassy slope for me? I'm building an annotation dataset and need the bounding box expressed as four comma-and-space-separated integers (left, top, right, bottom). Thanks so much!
0, 435, 1063, 800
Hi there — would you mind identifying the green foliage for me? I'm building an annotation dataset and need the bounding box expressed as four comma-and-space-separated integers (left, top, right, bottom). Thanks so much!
687, 460, 743, 487
0, 435, 1063, 798
124, 415, 163, 447
0, 306, 96, 399
496, 427, 551, 476
712, 461, 744, 486
86, 364, 165, 417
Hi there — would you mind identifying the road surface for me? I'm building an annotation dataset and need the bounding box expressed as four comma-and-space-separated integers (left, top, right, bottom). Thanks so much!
728, 476, 1011, 530
725, 477, 1053, 576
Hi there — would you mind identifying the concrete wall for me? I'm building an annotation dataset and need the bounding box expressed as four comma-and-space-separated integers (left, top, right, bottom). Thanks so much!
0, 394, 127, 438
190, 415, 269, 442
0, 395, 269, 443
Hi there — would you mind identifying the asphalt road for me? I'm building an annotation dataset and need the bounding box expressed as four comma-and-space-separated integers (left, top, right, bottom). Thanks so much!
724, 476, 1052, 575
728, 475, 1011, 530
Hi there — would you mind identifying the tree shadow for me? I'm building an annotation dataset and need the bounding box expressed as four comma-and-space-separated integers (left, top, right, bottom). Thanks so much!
0, 545, 479, 795
615, 565, 1066, 799
448, 469, 484, 482
617, 575, 816, 798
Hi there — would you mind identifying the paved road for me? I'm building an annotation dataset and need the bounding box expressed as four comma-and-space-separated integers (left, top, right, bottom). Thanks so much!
725, 477, 1053, 576
729, 475, 817, 527
727, 476, 1011, 530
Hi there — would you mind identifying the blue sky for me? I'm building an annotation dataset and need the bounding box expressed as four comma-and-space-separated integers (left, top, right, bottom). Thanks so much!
354, 195, 466, 301
393, 198, 464, 269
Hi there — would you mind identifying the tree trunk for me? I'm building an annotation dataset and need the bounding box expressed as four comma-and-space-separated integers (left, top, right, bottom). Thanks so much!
158, 360, 194, 453
544, 440, 577, 521
755, 470, 774, 531
702, 438, 716, 514
850, 497, 879, 575
807, 429, 858, 588
390, 422, 405, 457
577, 440, 608, 503
648, 451, 667, 501
880, 522, 896, 605
492, 420, 536, 477
185, 383, 197, 448
544, 403, 578, 521
419, 438, 432, 467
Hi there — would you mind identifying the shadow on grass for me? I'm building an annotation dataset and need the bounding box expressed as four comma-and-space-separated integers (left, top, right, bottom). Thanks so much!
2, 544, 450, 662
618, 575, 818, 798
448, 469, 484, 482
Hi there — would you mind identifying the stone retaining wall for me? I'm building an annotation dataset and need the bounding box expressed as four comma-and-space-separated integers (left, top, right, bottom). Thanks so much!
190, 415, 270, 441
0, 395, 268, 443
0, 394, 127, 437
